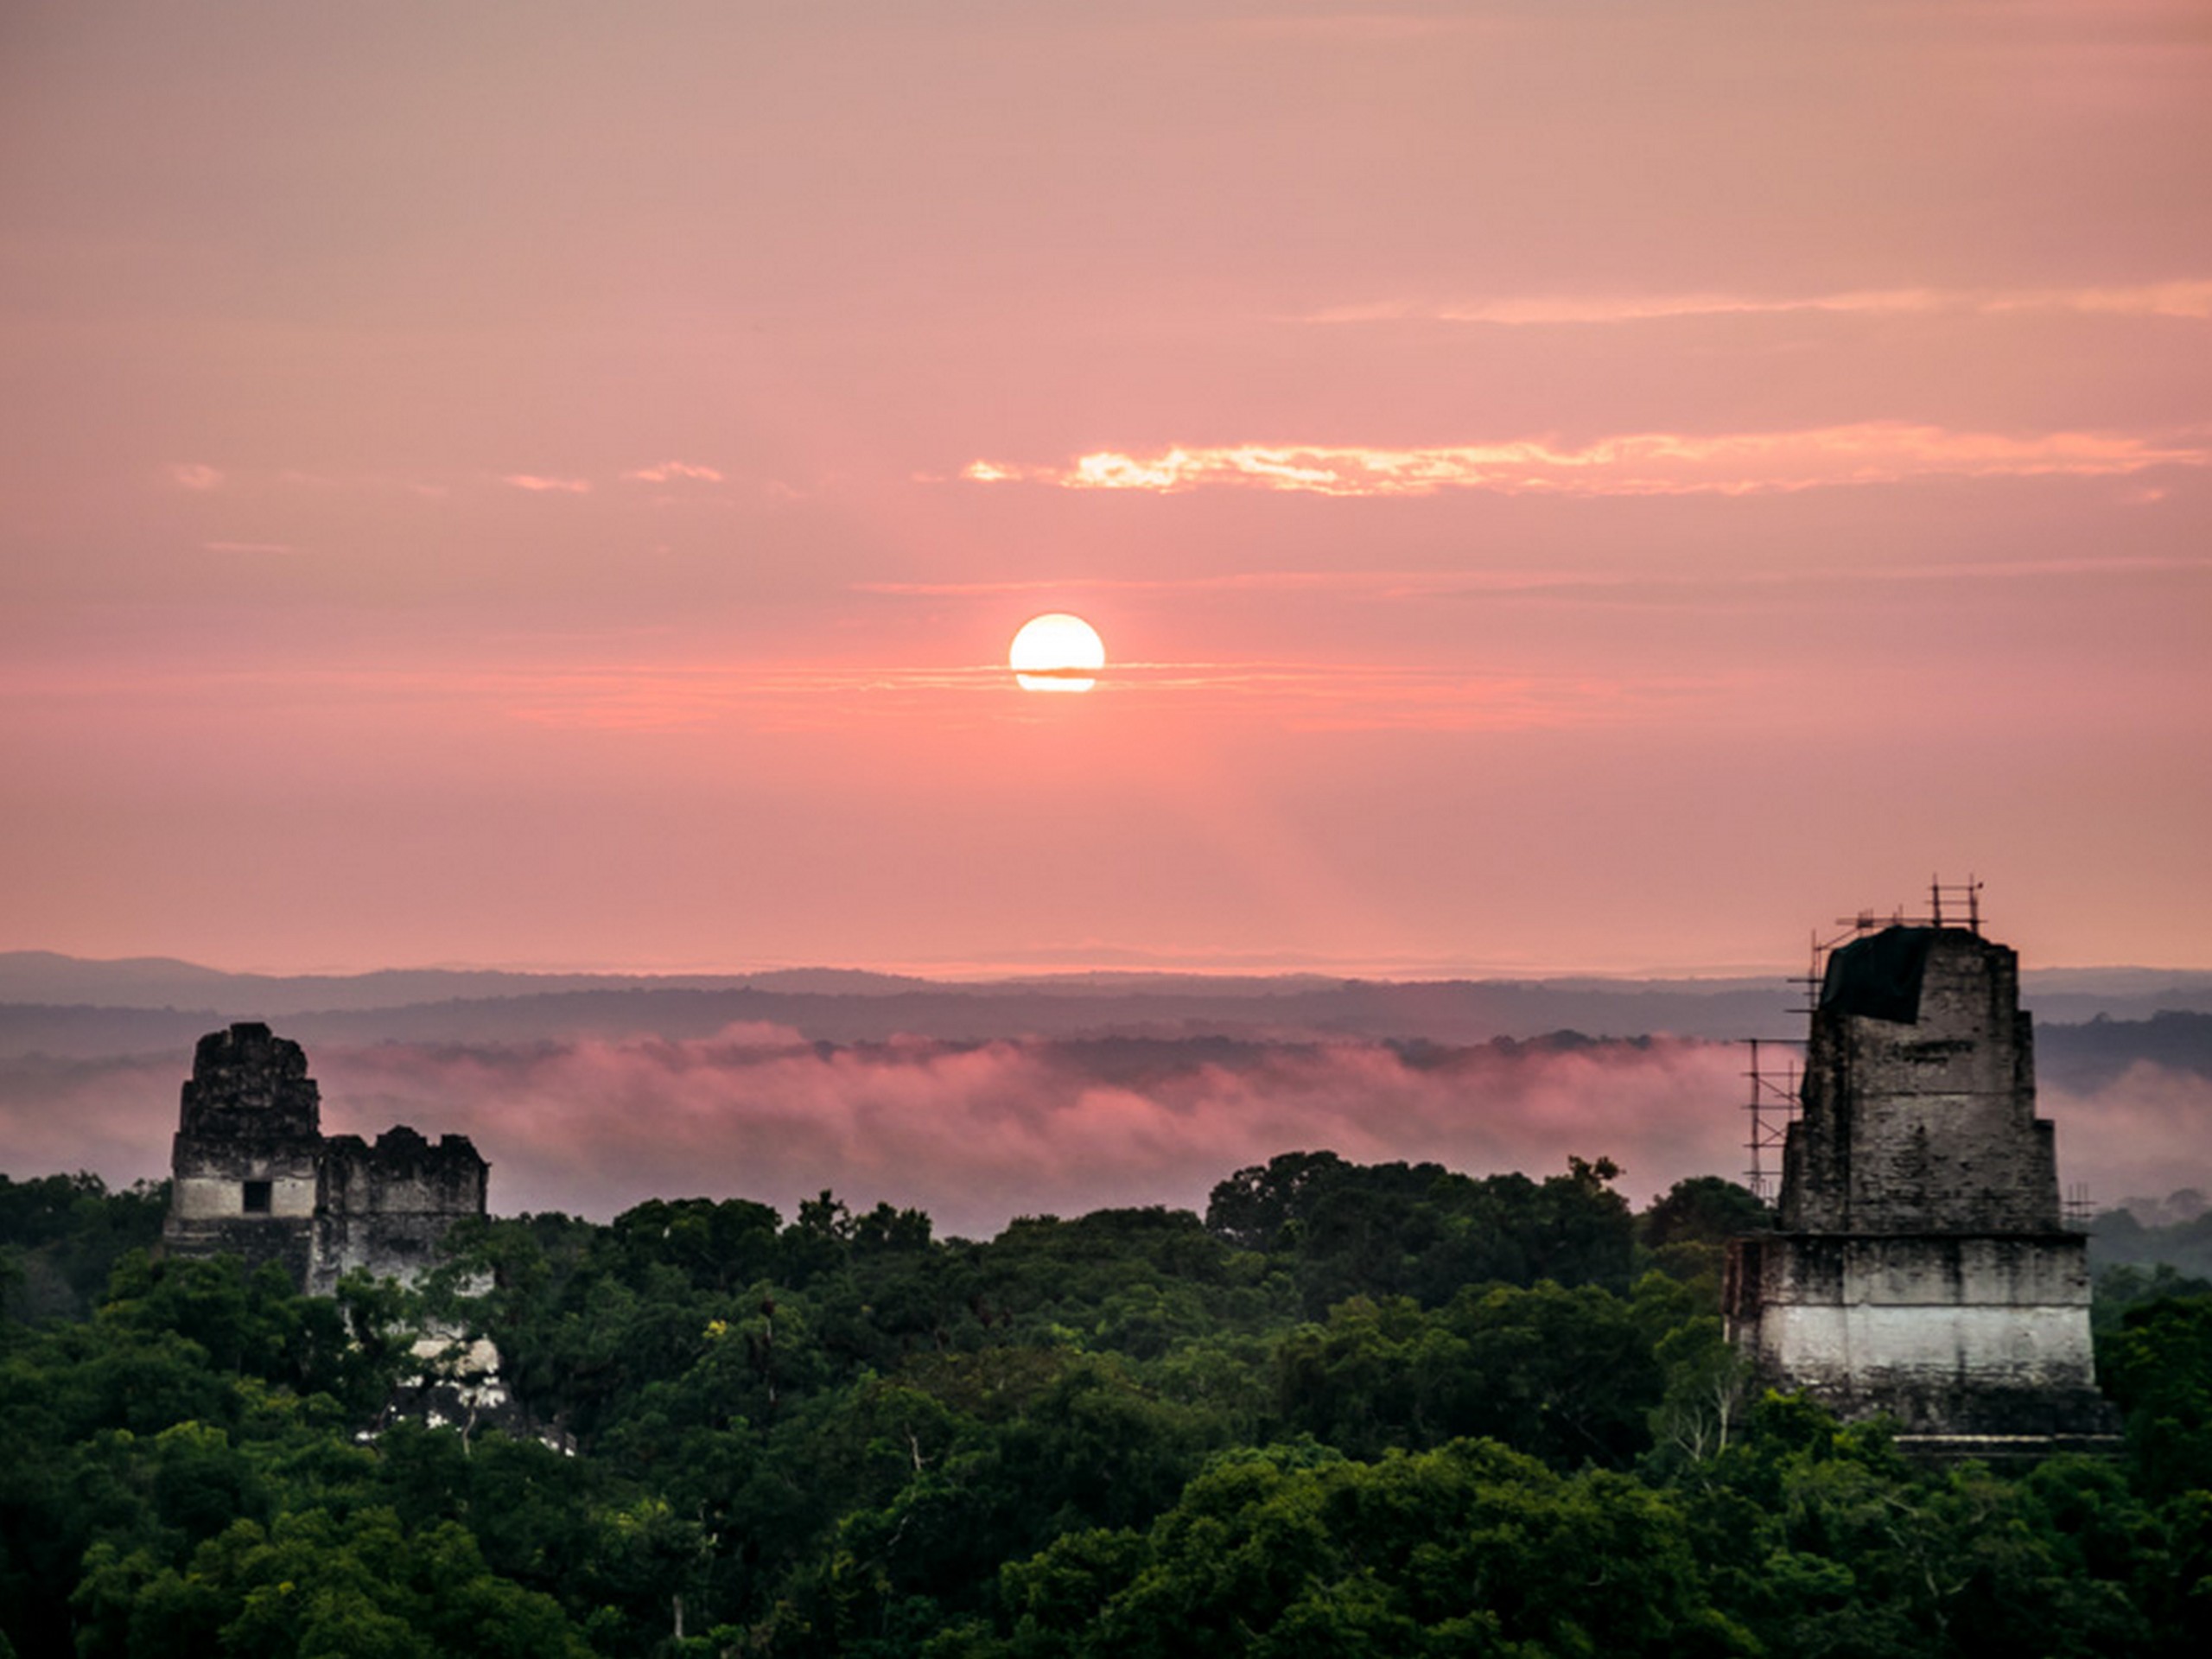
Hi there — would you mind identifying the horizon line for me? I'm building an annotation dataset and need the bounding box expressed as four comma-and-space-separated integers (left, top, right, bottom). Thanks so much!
8, 946, 2212, 987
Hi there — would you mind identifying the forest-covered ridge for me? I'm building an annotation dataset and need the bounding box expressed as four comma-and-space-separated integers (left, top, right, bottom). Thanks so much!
9, 947, 2212, 1046
4, 1154, 2212, 1658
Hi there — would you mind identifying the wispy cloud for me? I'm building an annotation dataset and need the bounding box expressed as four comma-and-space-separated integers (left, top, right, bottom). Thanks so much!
500, 474, 594, 493
275, 469, 448, 499
166, 462, 223, 491
481, 658, 1669, 735
1302, 280, 2212, 327
622, 460, 724, 484
4, 653, 1657, 737
859, 555, 2212, 604
1226, 10, 1503, 42
855, 571, 1542, 599
964, 423, 2210, 499
484, 663, 1011, 733
200, 541, 294, 555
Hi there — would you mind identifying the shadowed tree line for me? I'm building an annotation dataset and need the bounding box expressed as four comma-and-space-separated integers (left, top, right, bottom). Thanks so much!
2, 1157, 2208, 1658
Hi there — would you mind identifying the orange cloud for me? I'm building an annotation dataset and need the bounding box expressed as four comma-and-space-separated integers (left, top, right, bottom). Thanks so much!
857, 556, 2209, 603
965, 423, 2210, 498
623, 460, 724, 483
500, 474, 593, 493
1305, 280, 2212, 326
166, 462, 223, 491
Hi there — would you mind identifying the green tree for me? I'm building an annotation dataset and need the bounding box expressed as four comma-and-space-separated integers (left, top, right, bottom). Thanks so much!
73, 1507, 593, 1659
996, 1439, 1752, 1658
1642, 1176, 1773, 1250
2100, 1294, 2212, 1502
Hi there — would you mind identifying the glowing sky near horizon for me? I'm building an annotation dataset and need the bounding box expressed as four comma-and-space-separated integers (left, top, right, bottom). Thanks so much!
3, 0, 2209, 977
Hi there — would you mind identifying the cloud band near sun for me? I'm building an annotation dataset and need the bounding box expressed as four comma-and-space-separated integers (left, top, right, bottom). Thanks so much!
1300, 279, 2212, 327
963, 423, 2209, 499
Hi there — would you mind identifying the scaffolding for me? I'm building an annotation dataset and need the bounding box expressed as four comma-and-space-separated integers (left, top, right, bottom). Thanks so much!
2063, 1182, 2096, 1232
1742, 1037, 1802, 1205
1796, 874, 1987, 1011
1744, 877, 1986, 1207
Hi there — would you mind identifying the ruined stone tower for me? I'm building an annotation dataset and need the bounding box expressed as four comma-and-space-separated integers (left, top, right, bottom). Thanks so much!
164, 1023, 327, 1287
1724, 924, 2118, 1454
162, 1022, 489, 1294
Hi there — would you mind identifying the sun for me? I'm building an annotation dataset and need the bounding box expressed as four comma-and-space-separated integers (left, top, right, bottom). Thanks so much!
1009, 613, 1106, 693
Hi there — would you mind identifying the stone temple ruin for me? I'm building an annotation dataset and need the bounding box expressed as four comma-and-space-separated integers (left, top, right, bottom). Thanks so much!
1724, 917, 2119, 1455
162, 1022, 487, 1295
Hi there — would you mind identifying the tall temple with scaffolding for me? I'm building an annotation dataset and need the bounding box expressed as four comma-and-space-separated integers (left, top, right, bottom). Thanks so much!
1724, 884, 2119, 1455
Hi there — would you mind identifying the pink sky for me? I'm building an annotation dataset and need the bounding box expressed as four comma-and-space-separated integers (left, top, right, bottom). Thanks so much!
3, 0, 2209, 977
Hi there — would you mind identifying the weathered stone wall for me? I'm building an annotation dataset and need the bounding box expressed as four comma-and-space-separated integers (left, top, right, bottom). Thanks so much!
310, 1127, 488, 1295
163, 1023, 324, 1284
168, 1161, 319, 1221
1727, 925, 2118, 1450
1783, 930, 2057, 1234
1725, 1230, 2105, 1433
176, 1022, 323, 1139
162, 1023, 487, 1294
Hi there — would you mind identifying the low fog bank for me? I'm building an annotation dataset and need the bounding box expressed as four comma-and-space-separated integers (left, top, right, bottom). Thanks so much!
4, 1027, 2207, 1240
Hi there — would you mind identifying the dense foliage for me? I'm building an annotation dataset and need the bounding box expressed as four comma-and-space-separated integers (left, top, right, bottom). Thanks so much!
2, 1156, 2208, 1657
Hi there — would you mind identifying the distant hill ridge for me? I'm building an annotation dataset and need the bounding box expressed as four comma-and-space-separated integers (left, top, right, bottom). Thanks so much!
0, 951, 939, 1014
3, 951, 2209, 1061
